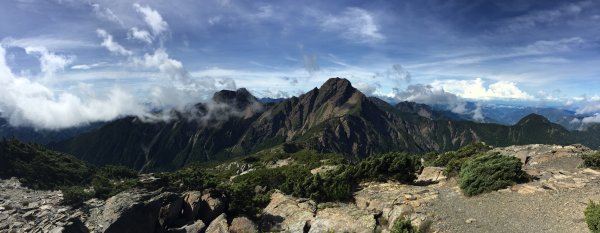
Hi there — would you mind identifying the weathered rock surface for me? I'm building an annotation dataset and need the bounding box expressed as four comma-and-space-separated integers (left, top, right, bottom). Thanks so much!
492, 144, 591, 166
205, 213, 229, 233
309, 203, 376, 233
199, 190, 227, 224
182, 191, 203, 221
0, 178, 91, 233
90, 190, 177, 233
261, 191, 316, 232
417, 166, 447, 183
167, 219, 206, 233
229, 216, 258, 233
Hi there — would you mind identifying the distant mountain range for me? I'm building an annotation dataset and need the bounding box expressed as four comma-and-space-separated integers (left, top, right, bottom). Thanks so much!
41, 78, 599, 172
0, 118, 104, 144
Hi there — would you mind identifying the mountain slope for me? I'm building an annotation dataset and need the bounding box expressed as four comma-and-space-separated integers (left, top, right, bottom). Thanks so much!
0, 118, 104, 144
53, 78, 590, 171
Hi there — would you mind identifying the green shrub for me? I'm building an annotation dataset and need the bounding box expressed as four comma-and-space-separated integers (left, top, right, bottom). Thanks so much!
390, 218, 417, 233
225, 181, 271, 218
346, 152, 420, 183
586, 201, 600, 233
0, 139, 95, 190
97, 165, 138, 180
61, 186, 92, 206
426, 143, 491, 176
582, 152, 600, 169
158, 165, 218, 192
459, 153, 527, 196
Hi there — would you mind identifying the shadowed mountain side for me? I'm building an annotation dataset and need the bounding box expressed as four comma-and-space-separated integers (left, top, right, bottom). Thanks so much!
52, 78, 586, 172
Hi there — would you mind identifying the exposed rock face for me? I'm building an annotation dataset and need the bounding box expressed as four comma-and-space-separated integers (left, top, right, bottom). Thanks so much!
309, 203, 376, 233
261, 192, 316, 232
354, 182, 439, 231
182, 191, 203, 221
417, 167, 447, 183
167, 219, 206, 233
229, 216, 258, 233
492, 144, 591, 166
205, 213, 229, 233
199, 191, 227, 224
91, 190, 177, 233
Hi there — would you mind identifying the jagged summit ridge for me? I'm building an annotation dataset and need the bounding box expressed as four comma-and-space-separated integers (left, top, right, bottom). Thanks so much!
53, 77, 594, 171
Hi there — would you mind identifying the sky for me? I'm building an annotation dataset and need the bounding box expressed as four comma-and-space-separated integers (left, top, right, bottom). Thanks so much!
1, 0, 600, 129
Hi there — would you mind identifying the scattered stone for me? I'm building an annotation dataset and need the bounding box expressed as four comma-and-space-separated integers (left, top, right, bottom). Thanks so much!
168, 219, 206, 233
229, 216, 258, 233
417, 167, 447, 183
205, 213, 229, 233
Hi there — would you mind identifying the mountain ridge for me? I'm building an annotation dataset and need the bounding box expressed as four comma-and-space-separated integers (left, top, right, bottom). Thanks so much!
51, 78, 595, 171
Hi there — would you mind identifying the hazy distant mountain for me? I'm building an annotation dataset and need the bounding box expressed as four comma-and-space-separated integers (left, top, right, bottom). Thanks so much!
477, 105, 586, 130
52, 78, 593, 172
0, 118, 104, 144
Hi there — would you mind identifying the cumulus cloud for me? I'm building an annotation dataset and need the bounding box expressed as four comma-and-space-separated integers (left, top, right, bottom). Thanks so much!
431, 78, 533, 100
318, 7, 384, 43
391, 84, 467, 114
0, 45, 146, 129
355, 82, 379, 96
96, 29, 132, 56
128, 27, 153, 44
23, 46, 74, 80
132, 48, 236, 108
133, 3, 169, 36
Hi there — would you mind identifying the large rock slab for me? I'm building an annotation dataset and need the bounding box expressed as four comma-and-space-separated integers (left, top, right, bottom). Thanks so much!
229, 216, 258, 233
261, 191, 315, 232
308, 203, 376, 233
205, 213, 229, 233
90, 189, 178, 233
417, 167, 446, 183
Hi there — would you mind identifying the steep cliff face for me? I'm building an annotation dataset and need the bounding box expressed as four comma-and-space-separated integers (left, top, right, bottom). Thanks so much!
53, 78, 587, 171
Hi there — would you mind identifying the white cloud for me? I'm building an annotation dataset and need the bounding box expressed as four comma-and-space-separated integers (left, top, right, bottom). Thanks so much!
431, 78, 533, 100
91, 3, 123, 26
581, 114, 600, 124
256, 5, 273, 18
391, 84, 467, 114
0, 45, 146, 129
96, 29, 132, 56
23, 46, 73, 79
133, 3, 169, 36
318, 7, 384, 43
70, 62, 106, 70
1, 36, 95, 51
501, 1, 591, 32
526, 37, 585, 54
128, 27, 153, 44
132, 49, 235, 107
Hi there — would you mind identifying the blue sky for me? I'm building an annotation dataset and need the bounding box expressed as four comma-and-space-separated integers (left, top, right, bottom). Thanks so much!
1, 0, 600, 128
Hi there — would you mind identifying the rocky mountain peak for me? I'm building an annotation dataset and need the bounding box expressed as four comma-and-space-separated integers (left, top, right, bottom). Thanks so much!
314, 77, 361, 106
212, 88, 259, 110
517, 113, 552, 126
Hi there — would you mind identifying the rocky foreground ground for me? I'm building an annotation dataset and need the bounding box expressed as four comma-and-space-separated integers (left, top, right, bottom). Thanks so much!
1, 144, 599, 233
